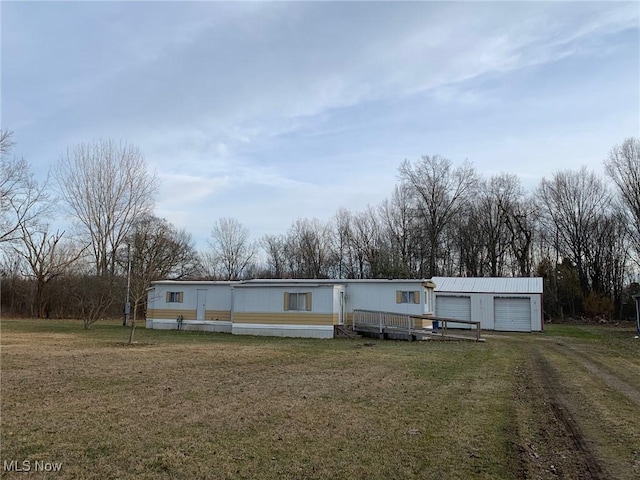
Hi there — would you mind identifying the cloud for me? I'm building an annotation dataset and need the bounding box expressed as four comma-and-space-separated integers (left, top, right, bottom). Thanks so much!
157, 173, 230, 203
3, 1, 637, 250
8, 2, 634, 143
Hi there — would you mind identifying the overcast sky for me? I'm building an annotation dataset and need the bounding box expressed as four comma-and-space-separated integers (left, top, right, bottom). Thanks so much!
2, 1, 639, 249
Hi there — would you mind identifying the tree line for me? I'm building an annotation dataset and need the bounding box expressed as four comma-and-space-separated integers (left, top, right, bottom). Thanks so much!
2, 131, 639, 326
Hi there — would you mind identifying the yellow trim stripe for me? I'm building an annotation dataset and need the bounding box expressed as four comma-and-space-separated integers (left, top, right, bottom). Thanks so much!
148, 310, 339, 325
205, 310, 231, 321
233, 313, 335, 326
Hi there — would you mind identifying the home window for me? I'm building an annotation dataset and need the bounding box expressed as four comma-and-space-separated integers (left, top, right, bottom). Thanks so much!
166, 291, 184, 303
396, 290, 420, 304
284, 292, 312, 311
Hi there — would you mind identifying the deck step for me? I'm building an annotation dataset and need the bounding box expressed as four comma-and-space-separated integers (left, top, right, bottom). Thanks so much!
411, 329, 486, 342
334, 325, 362, 339
352, 324, 484, 342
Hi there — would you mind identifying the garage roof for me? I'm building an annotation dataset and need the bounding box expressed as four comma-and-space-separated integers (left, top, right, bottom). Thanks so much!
431, 277, 543, 294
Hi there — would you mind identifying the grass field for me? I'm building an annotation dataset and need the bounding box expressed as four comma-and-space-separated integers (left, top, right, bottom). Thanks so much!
1, 319, 639, 479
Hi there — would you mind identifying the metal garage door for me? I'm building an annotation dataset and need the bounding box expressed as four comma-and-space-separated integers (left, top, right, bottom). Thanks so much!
494, 297, 531, 332
436, 295, 471, 329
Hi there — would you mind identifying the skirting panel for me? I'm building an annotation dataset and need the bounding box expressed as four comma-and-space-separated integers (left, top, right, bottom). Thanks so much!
150, 319, 232, 333
232, 323, 334, 339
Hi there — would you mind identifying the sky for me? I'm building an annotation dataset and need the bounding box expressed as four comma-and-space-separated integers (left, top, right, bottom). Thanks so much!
2, 1, 639, 250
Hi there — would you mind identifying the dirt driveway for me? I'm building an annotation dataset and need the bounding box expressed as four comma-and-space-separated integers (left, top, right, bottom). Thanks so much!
507, 330, 640, 480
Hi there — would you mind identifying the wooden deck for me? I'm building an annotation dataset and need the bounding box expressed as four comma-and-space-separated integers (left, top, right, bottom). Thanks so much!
351, 310, 484, 342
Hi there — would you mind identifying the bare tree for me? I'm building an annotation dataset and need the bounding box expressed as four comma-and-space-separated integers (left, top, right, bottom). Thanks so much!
468, 173, 536, 277
502, 194, 537, 277
539, 167, 614, 294
454, 201, 486, 276
14, 226, 87, 317
0, 249, 30, 316
260, 234, 287, 278
331, 208, 356, 279
283, 218, 335, 279
605, 137, 640, 267
71, 275, 120, 329
1, 130, 49, 243
379, 185, 415, 278
54, 139, 158, 277
0, 129, 15, 157
590, 210, 629, 315
399, 155, 478, 277
123, 215, 201, 343
207, 218, 256, 280
349, 207, 385, 279
474, 174, 517, 276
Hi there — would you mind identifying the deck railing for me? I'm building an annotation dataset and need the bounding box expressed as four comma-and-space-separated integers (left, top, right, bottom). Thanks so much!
352, 309, 415, 336
352, 310, 483, 341
425, 316, 482, 341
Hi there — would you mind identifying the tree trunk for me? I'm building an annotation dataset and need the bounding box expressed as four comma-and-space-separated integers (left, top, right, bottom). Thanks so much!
128, 302, 138, 344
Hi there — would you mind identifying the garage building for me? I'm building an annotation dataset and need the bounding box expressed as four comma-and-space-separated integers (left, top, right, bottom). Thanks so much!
432, 277, 544, 332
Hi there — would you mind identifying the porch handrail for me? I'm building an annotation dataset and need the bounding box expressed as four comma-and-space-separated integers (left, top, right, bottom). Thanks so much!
425, 316, 482, 341
353, 309, 415, 335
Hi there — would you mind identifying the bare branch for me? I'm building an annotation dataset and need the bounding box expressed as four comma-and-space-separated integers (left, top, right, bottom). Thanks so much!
54, 139, 158, 276
0, 134, 51, 243
207, 218, 256, 280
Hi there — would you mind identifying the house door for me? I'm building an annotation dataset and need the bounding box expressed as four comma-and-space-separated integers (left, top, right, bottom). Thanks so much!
338, 290, 346, 325
196, 289, 207, 321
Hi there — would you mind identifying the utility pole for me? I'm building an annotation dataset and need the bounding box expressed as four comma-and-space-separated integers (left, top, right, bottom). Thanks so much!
124, 243, 131, 326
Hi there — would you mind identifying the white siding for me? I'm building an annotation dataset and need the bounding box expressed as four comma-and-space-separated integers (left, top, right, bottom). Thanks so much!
148, 282, 234, 313
146, 287, 156, 328
233, 285, 335, 314
346, 282, 426, 315
241, 279, 434, 317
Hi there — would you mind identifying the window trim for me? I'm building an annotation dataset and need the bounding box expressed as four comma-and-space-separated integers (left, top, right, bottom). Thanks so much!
284, 292, 312, 311
396, 290, 420, 304
166, 291, 184, 303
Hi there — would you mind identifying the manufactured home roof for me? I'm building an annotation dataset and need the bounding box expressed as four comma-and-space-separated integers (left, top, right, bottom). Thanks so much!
431, 277, 543, 294
234, 282, 340, 288
241, 279, 430, 285
151, 278, 432, 288
150, 280, 238, 286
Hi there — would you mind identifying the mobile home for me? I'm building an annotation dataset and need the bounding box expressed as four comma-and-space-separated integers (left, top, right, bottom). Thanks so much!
145, 278, 436, 338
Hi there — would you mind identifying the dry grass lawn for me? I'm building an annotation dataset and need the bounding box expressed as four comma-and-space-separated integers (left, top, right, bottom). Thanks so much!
1, 319, 638, 479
